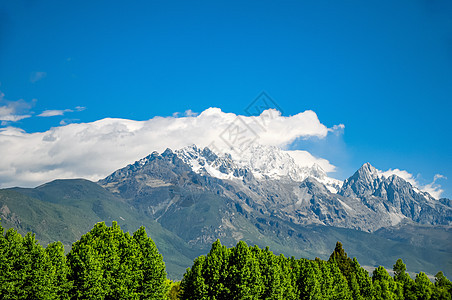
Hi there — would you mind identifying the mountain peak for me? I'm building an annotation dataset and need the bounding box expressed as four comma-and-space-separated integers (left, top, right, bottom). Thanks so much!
358, 162, 378, 176
339, 162, 382, 197
162, 148, 174, 157
353, 162, 381, 184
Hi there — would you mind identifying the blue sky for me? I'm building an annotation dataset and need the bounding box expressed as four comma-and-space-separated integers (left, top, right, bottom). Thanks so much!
0, 0, 451, 197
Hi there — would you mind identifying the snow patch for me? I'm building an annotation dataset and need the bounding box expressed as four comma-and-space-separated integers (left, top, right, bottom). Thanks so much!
388, 212, 405, 226
337, 199, 352, 211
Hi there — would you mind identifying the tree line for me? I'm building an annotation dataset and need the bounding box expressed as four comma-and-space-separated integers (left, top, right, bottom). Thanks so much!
181, 240, 452, 300
0, 221, 451, 299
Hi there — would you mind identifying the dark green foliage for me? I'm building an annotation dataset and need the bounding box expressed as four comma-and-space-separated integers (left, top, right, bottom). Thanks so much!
393, 258, 409, 283
351, 257, 375, 299
202, 239, 231, 299
432, 271, 452, 300
180, 239, 452, 300
67, 221, 168, 299
296, 259, 322, 299
182, 240, 285, 300
227, 241, 263, 299
181, 240, 354, 300
393, 259, 416, 299
166, 280, 181, 300
328, 241, 373, 299
329, 242, 353, 279
414, 272, 434, 300
372, 266, 403, 300
180, 255, 208, 299
133, 226, 169, 298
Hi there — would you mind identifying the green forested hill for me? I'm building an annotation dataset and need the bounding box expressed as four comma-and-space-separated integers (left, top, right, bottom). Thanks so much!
1, 179, 451, 279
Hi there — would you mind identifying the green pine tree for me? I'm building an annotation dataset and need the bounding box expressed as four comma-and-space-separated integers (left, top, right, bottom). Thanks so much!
328, 242, 353, 280
431, 271, 452, 300
414, 272, 434, 300
203, 239, 231, 299
227, 241, 263, 299
372, 266, 402, 300
392, 258, 416, 300
133, 226, 168, 299
181, 255, 208, 300
351, 257, 375, 299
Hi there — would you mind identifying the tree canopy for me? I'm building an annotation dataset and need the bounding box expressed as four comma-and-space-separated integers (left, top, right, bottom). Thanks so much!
67, 221, 168, 299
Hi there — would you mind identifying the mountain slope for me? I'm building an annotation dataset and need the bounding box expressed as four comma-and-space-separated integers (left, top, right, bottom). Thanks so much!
0, 179, 197, 278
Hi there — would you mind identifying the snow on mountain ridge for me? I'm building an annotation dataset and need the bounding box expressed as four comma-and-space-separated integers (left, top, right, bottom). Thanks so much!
175, 144, 343, 192
174, 145, 245, 180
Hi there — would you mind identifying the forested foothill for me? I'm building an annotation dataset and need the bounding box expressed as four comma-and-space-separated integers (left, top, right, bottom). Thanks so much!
0, 221, 450, 299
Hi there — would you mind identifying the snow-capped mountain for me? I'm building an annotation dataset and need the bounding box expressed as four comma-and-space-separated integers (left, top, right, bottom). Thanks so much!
174, 144, 343, 193
174, 145, 247, 180
99, 145, 451, 234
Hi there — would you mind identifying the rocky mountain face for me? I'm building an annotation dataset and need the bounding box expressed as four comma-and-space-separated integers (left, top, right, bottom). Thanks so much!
339, 163, 451, 226
99, 145, 452, 238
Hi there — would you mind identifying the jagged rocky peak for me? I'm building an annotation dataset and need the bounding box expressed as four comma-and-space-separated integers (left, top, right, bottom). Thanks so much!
339, 162, 442, 206
299, 176, 330, 195
339, 162, 383, 197
175, 144, 222, 165
310, 163, 327, 179
161, 147, 174, 157
357, 162, 380, 179
174, 144, 246, 180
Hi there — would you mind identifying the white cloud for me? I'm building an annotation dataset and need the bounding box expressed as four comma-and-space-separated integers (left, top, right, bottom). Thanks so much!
379, 169, 418, 186
329, 124, 345, 132
379, 168, 446, 199
422, 175, 446, 199
30, 71, 47, 83
172, 109, 198, 118
0, 91, 34, 124
0, 107, 339, 188
60, 119, 80, 126
184, 109, 198, 117
284, 150, 336, 173
38, 109, 73, 117
38, 106, 86, 117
